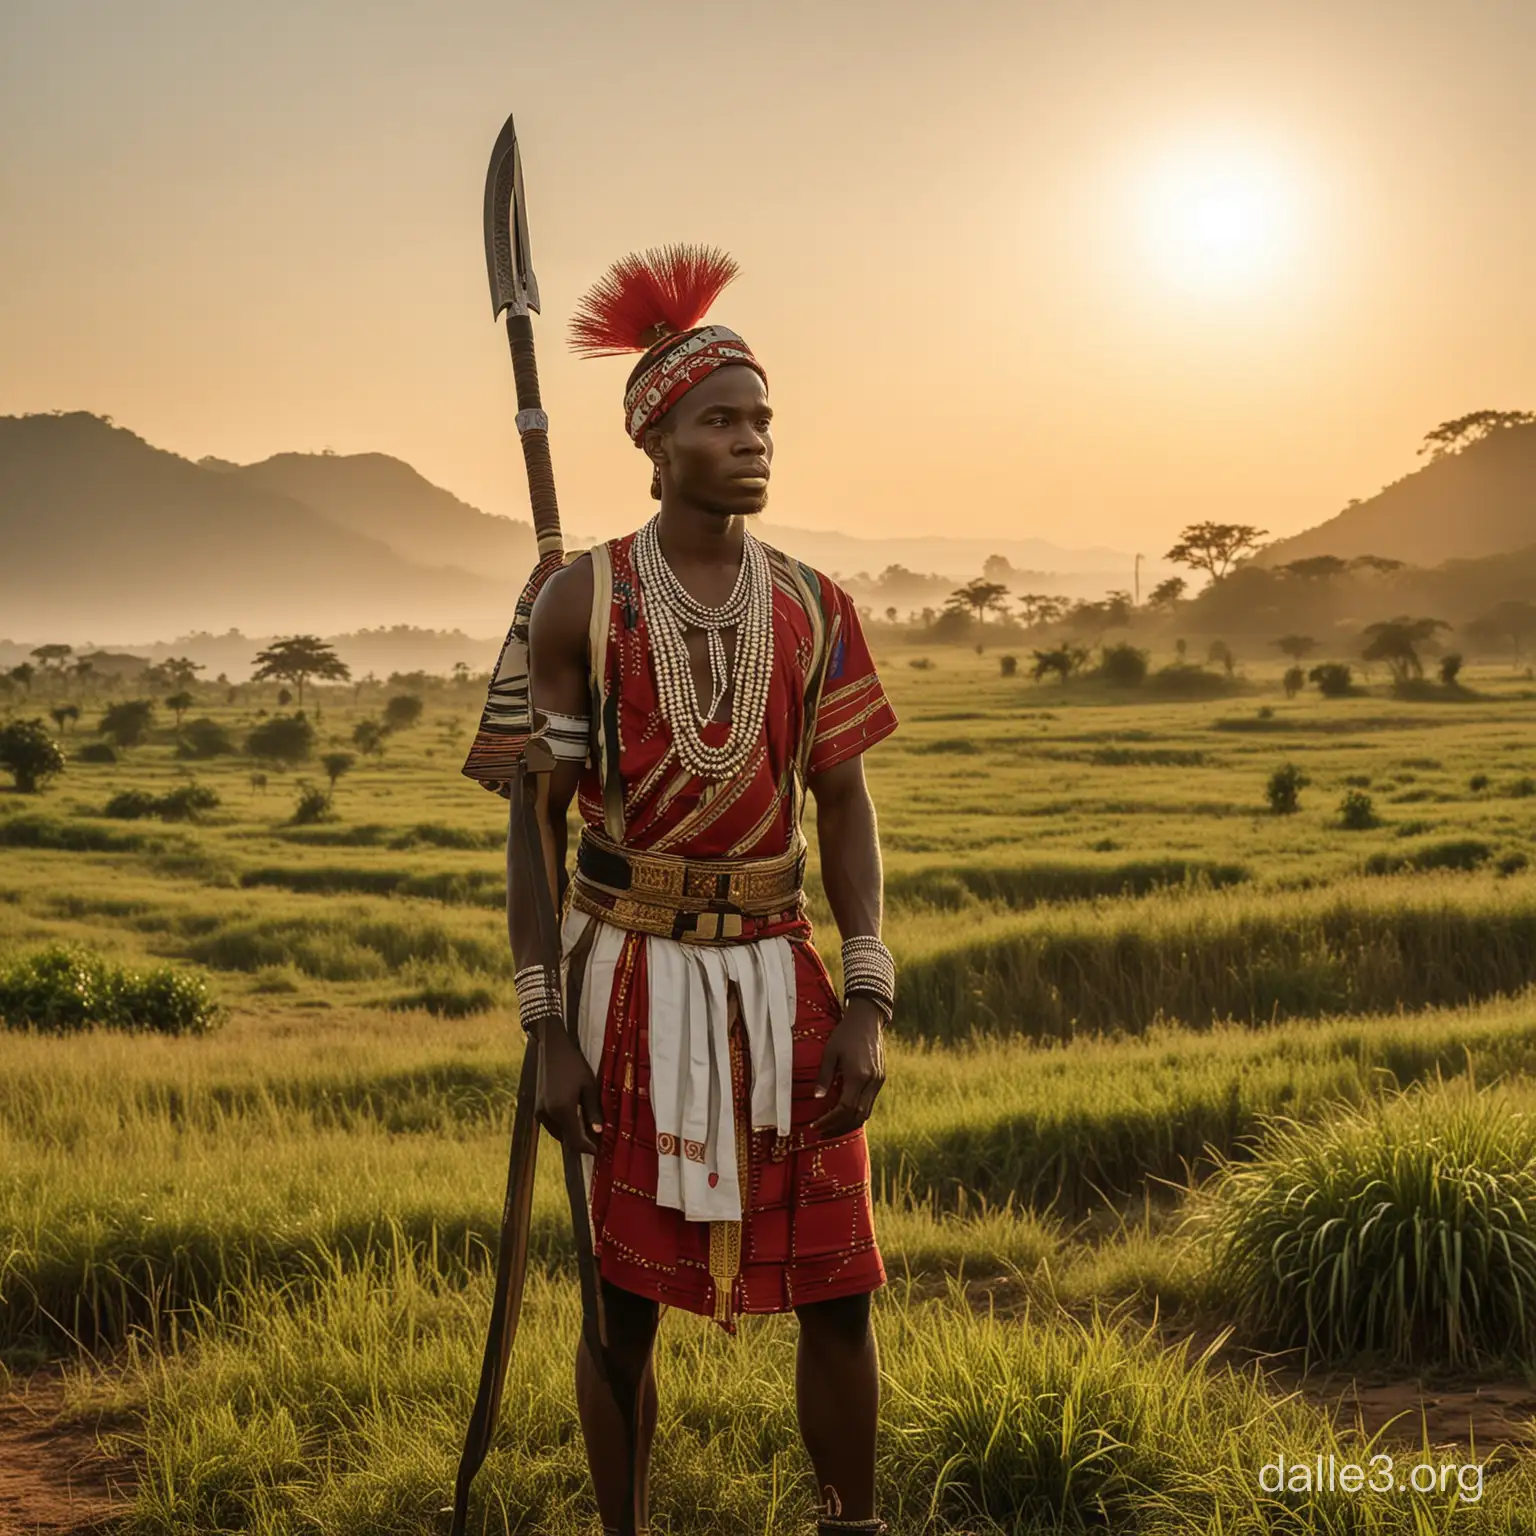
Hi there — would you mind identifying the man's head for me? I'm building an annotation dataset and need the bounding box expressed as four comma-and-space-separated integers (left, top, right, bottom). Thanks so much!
642, 364, 772, 516
568, 246, 772, 511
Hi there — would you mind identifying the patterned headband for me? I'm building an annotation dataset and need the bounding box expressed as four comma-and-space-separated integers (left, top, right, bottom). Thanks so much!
568, 244, 768, 445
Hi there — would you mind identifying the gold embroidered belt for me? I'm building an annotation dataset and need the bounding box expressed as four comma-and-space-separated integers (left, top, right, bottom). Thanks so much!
569, 828, 806, 944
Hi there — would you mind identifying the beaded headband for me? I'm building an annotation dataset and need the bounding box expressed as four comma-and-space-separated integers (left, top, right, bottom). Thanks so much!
567, 244, 768, 445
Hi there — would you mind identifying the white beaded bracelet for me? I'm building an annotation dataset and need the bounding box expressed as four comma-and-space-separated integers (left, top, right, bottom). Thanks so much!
841, 934, 895, 1020
513, 963, 564, 1036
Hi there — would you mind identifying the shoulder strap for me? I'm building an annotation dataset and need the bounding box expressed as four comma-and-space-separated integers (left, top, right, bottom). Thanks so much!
585, 540, 626, 842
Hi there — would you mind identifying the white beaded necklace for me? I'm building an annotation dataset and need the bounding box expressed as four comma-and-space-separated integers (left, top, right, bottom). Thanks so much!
634, 514, 774, 781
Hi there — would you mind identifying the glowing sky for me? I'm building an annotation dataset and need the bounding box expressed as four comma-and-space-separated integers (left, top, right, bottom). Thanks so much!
3, 0, 1533, 552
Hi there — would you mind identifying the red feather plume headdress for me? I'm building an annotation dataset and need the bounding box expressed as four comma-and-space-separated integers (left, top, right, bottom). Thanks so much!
568, 243, 741, 357
568, 243, 768, 446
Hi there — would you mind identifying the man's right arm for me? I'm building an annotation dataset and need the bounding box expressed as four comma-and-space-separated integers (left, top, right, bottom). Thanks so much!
509, 553, 603, 1153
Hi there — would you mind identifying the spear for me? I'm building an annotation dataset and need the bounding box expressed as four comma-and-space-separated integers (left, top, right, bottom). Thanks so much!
448, 110, 641, 1536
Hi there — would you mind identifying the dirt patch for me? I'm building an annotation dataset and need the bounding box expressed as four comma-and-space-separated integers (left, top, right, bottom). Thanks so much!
0, 1368, 136, 1535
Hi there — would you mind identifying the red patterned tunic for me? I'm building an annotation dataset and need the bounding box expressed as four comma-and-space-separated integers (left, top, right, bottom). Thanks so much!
570, 530, 897, 1328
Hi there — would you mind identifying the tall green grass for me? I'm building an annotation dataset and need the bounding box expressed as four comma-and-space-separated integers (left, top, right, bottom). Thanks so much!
91, 1254, 1523, 1534
1190, 1078, 1536, 1370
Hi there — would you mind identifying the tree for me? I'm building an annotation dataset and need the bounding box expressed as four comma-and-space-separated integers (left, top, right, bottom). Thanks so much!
1282, 666, 1306, 699
1278, 555, 1348, 582
1463, 600, 1536, 668
1273, 635, 1317, 662
947, 580, 1011, 630
99, 698, 156, 747
884, 606, 898, 625
0, 719, 65, 792
1359, 616, 1450, 684
1309, 662, 1354, 698
159, 656, 205, 688
49, 704, 80, 734
1416, 409, 1536, 461
30, 643, 73, 673
1439, 652, 1464, 687
250, 635, 350, 707
982, 553, 1014, 583
321, 751, 356, 799
1146, 576, 1186, 612
1207, 639, 1236, 677
1347, 554, 1404, 576
8, 663, 35, 696
1099, 643, 1149, 687
1016, 594, 1067, 628
352, 718, 387, 756
165, 691, 195, 727
1030, 645, 1090, 685
1163, 522, 1269, 582
383, 694, 424, 731
452, 661, 471, 686
245, 713, 316, 766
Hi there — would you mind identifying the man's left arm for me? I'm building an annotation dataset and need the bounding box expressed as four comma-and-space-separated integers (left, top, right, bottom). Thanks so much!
807, 752, 887, 1135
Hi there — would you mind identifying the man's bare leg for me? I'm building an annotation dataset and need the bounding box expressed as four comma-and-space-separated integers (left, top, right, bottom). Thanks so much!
575, 1277, 660, 1533
794, 1290, 880, 1523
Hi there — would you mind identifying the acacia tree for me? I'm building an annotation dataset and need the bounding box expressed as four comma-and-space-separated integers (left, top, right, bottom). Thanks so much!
1359, 616, 1450, 683
1279, 555, 1349, 582
1163, 522, 1269, 582
8, 662, 35, 697
1273, 635, 1317, 662
947, 579, 1011, 627
165, 691, 195, 727
250, 635, 350, 707
31, 643, 73, 675
1417, 410, 1536, 461
1016, 594, 1067, 628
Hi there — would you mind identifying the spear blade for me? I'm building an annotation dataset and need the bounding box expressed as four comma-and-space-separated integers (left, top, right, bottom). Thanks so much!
484, 111, 541, 319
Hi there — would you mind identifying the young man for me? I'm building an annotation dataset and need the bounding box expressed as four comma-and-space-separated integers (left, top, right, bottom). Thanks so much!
510, 246, 897, 1535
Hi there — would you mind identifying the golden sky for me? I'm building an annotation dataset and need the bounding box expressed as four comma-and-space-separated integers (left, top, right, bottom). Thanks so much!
3, 0, 1533, 553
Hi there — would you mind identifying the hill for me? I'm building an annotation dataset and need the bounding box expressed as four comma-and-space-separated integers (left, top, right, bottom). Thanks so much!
219, 451, 534, 576
0, 414, 525, 640
1257, 420, 1536, 568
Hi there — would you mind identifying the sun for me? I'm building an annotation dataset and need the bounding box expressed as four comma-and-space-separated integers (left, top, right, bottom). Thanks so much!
1130, 140, 1304, 298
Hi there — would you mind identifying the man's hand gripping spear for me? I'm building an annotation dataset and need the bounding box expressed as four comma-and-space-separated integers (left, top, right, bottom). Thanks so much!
447, 111, 644, 1536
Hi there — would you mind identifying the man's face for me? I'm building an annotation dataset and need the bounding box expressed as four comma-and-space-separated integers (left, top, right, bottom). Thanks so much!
648, 365, 773, 517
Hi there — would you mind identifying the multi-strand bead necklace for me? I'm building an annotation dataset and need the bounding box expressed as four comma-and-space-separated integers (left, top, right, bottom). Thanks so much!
633, 513, 773, 782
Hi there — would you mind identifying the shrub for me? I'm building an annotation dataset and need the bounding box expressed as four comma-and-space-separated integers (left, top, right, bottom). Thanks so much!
1469, 773, 1490, 792
1439, 651, 1464, 686
352, 718, 387, 755
99, 698, 156, 747
1281, 665, 1305, 699
1307, 662, 1353, 697
1509, 777, 1536, 799
1364, 838, 1495, 875
383, 693, 424, 731
321, 751, 356, 794
290, 782, 333, 825
0, 718, 65, 792
1497, 852, 1529, 877
1337, 789, 1376, 830
177, 716, 236, 758
907, 657, 933, 670
0, 944, 220, 1036
1146, 664, 1232, 699
1256, 706, 1273, 721
1265, 762, 1308, 815
998, 654, 1017, 677
1192, 1082, 1536, 1368
246, 712, 315, 765
75, 741, 118, 764
1097, 643, 1148, 688
104, 785, 220, 822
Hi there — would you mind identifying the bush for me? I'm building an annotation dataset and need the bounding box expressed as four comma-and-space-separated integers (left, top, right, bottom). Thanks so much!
907, 657, 933, 670
0, 718, 65, 792
1509, 777, 1536, 799
352, 718, 387, 755
1337, 789, 1376, 830
1146, 664, 1232, 699
290, 782, 333, 825
1469, 773, 1490, 792
177, 716, 236, 758
1497, 852, 1529, 877
1192, 1082, 1536, 1368
75, 741, 118, 764
0, 944, 221, 1036
103, 784, 221, 822
1307, 662, 1353, 697
998, 654, 1017, 677
1265, 762, 1308, 815
1439, 651, 1464, 686
383, 693, 424, 731
1281, 665, 1305, 699
99, 698, 156, 747
246, 712, 315, 765
1097, 642, 1148, 688
1364, 838, 1495, 876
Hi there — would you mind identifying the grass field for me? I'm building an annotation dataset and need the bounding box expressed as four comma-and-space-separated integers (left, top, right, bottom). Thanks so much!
4, 648, 1536, 1532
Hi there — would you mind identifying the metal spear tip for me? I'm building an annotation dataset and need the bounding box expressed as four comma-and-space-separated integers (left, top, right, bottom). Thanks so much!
484, 110, 541, 320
